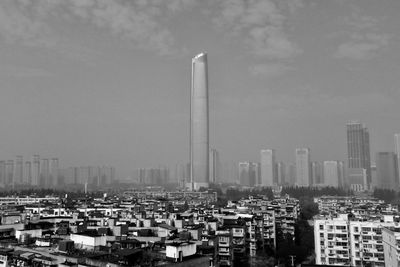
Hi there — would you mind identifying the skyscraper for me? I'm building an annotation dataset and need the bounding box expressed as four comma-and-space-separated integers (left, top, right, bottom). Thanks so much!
24, 161, 31, 185
346, 121, 371, 186
14, 155, 23, 185
395, 134, 400, 183
375, 152, 398, 189
209, 148, 220, 184
31, 155, 40, 186
323, 161, 340, 187
40, 159, 49, 187
277, 162, 286, 185
260, 149, 276, 186
295, 148, 311, 186
50, 158, 59, 188
190, 52, 209, 191
311, 161, 322, 185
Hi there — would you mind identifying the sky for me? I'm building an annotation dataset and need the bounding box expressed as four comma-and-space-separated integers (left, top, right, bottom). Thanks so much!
0, 0, 400, 179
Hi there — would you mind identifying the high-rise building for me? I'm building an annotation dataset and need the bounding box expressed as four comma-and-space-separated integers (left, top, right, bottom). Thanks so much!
375, 152, 398, 190
209, 148, 220, 184
239, 162, 250, 186
5, 160, 14, 186
0, 161, 5, 186
287, 163, 296, 186
40, 159, 49, 187
395, 134, 400, 184
14, 156, 23, 185
190, 52, 209, 191
323, 161, 340, 187
277, 162, 286, 185
311, 161, 322, 185
295, 148, 311, 186
24, 161, 31, 185
346, 122, 371, 186
260, 149, 276, 186
31, 155, 40, 186
50, 158, 59, 188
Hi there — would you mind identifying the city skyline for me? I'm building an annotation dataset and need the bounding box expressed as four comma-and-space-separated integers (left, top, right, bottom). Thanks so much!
1, 0, 400, 178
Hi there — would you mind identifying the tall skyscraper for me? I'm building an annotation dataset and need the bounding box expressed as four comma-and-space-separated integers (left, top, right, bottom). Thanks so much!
24, 161, 31, 185
0, 161, 5, 186
295, 148, 311, 186
277, 162, 286, 185
5, 160, 14, 186
375, 152, 398, 189
50, 158, 59, 188
346, 121, 371, 186
260, 149, 276, 186
323, 161, 340, 187
190, 52, 209, 190
311, 161, 322, 185
209, 148, 220, 184
14, 155, 23, 185
40, 159, 49, 187
395, 134, 400, 183
31, 155, 40, 186
239, 162, 250, 186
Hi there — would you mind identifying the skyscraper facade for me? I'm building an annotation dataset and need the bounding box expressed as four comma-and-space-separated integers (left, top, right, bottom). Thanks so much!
31, 155, 40, 186
277, 162, 285, 185
375, 152, 398, 189
295, 148, 311, 186
395, 134, 400, 184
50, 158, 59, 188
190, 52, 209, 190
209, 148, 220, 184
14, 155, 23, 185
323, 161, 340, 187
260, 149, 276, 186
311, 161, 322, 185
346, 122, 371, 186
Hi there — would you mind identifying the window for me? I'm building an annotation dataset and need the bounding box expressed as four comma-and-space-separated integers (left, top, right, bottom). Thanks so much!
320, 225, 324, 230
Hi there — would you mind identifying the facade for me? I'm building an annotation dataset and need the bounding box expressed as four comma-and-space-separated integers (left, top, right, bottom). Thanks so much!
315, 217, 394, 266
209, 148, 220, 184
346, 121, 371, 187
323, 161, 344, 187
260, 149, 276, 186
31, 155, 40, 186
14, 156, 23, 185
49, 158, 59, 188
295, 148, 311, 186
190, 52, 210, 191
238, 162, 250, 186
395, 134, 400, 184
312, 161, 322, 185
277, 162, 285, 185
382, 227, 400, 267
375, 152, 398, 190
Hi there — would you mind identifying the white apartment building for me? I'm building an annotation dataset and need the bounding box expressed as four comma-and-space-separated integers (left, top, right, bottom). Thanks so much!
315, 215, 400, 266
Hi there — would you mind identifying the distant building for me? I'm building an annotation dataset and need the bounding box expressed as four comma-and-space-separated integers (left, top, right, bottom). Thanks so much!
346, 121, 371, 186
31, 155, 40, 186
347, 168, 368, 191
209, 148, 220, 184
5, 160, 14, 186
239, 162, 250, 186
14, 156, 23, 185
395, 134, 400, 184
375, 152, 398, 189
260, 149, 276, 186
323, 161, 340, 187
311, 161, 322, 185
277, 162, 285, 185
24, 161, 31, 185
190, 52, 209, 190
50, 158, 59, 188
40, 158, 49, 187
295, 148, 311, 186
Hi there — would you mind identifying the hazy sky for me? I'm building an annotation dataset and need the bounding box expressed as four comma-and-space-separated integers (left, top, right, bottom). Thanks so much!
1, 0, 400, 178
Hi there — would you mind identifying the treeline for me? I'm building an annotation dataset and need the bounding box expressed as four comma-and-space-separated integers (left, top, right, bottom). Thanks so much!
0, 188, 104, 198
373, 188, 400, 204
225, 187, 274, 202
282, 186, 353, 199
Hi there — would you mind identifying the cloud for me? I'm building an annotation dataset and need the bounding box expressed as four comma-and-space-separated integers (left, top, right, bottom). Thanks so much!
0, 65, 53, 78
249, 63, 291, 77
213, 0, 301, 59
335, 33, 390, 60
334, 12, 390, 60
0, 0, 196, 56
